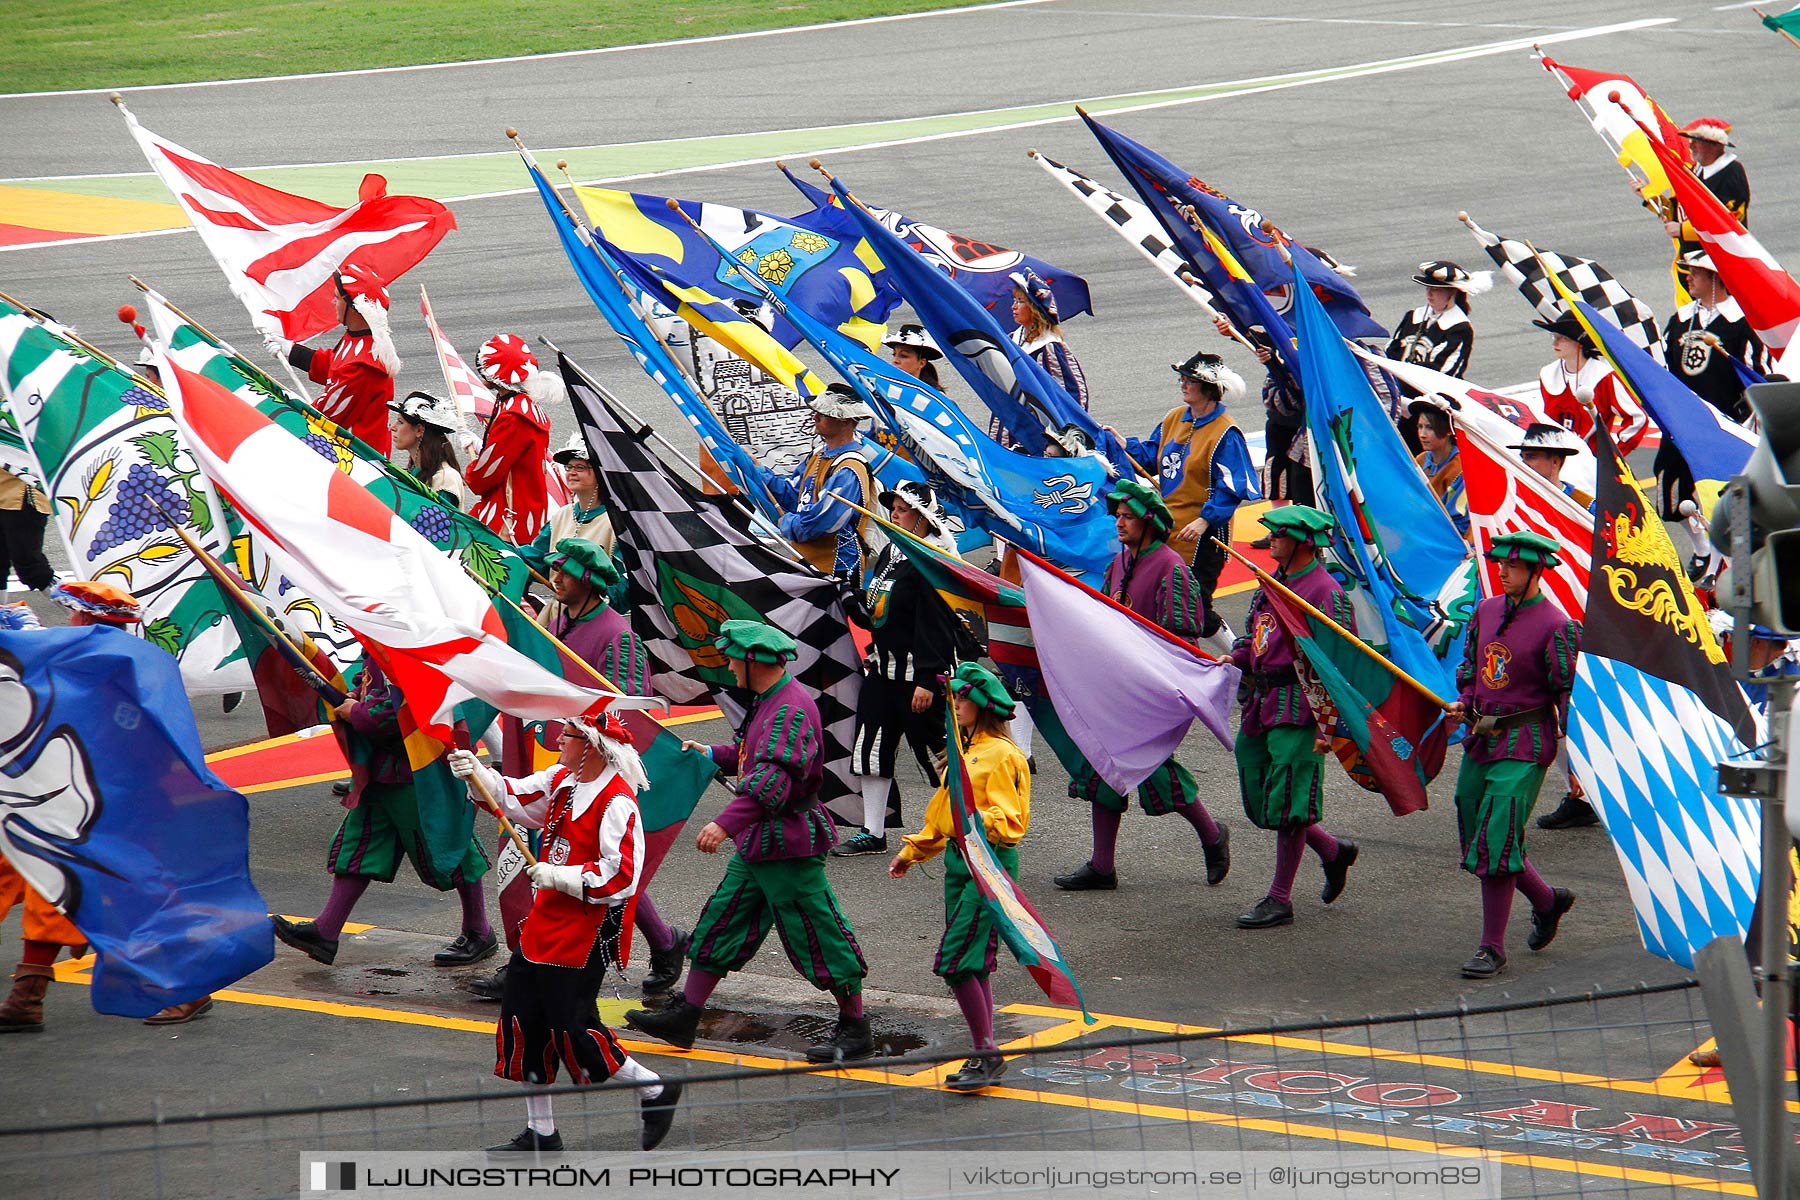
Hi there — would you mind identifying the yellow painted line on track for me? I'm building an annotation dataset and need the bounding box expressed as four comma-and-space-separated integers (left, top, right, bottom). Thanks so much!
47, 962, 1750, 1192
0, 185, 185, 237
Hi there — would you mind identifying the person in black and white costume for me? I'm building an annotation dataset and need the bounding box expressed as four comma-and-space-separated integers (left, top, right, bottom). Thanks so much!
884, 324, 945, 392
834, 481, 961, 858
1658, 118, 1750, 282
1657, 250, 1768, 519
1387, 262, 1489, 449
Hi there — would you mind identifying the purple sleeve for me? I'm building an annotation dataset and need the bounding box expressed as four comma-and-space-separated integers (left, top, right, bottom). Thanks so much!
713, 795, 761, 837
710, 743, 740, 775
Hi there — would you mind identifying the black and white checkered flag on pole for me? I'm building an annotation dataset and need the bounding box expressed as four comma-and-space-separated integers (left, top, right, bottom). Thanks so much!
1030, 149, 1220, 311
1461, 213, 1663, 362
559, 352, 866, 824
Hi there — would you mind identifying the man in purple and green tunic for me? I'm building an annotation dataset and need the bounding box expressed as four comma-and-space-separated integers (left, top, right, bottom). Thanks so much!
626, 620, 873, 1063
1232, 505, 1358, 931
1054, 478, 1231, 892
1446, 530, 1579, 979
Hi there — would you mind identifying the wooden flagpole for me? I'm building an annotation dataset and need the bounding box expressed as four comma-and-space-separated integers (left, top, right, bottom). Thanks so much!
1216, 537, 1456, 711
1753, 8, 1800, 53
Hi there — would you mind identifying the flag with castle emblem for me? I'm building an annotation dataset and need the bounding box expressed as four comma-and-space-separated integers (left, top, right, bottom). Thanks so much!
1565, 418, 1761, 969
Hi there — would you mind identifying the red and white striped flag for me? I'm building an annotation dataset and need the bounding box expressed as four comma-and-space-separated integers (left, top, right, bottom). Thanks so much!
157, 359, 609, 740
418, 285, 494, 427
1640, 117, 1800, 352
1458, 418, 1593, 619
117, 100, 454, 342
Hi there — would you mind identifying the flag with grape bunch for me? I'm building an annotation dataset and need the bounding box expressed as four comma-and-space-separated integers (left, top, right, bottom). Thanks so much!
0, 295, 249, 693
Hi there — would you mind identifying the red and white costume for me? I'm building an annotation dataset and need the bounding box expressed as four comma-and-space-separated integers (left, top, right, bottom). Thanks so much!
286, 263, 401, 456
1538, 357, 1646, 457
467, 334, 555, 544
491, 761, 643, 967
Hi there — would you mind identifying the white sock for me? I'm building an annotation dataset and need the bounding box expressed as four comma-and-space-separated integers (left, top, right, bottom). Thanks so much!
1009, 710, 1034, 757
858, 776, 889, 835
525, 1093, 555, 1135
614, 1055, 663, 1100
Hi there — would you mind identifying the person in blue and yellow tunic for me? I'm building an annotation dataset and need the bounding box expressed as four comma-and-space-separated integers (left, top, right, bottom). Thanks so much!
1445, 531, 1580, 980
1231, 506, 1359, 931
626, 621, 873, 1064
761, 384, 881, 584
1122, 351, 1261, 655
1054, 479, 1231, 893
889, 663, 1029, 1093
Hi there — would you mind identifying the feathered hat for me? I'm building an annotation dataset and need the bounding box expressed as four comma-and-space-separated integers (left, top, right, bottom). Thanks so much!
477, 333, 567, 410
1171, 351, 1246, 404
336, 262, 402, 376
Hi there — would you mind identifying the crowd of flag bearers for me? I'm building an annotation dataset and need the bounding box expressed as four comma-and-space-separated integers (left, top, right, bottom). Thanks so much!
7, 59, 1800, 1162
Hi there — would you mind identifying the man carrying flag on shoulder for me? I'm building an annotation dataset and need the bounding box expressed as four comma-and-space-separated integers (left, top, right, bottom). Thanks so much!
467, 335, 556, 546
265, 263, 400, 455
1444, 532, 1580, 980
1116, 351, 1260, 655
761, 384, 882, 584
1053, 479, 1230, 893
627, 621, 873, 1064
1231, 507, 1359, 932
1652, 119, 1751, 283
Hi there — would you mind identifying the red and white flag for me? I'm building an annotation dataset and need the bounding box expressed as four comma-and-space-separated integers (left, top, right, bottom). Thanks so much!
418, 285, 494, 428
117, 100, 454, 342
1458, 418, 1593, 619
1539, 55, 1690, 200
1640, 118, 1800, 352
157, 359, 609, 740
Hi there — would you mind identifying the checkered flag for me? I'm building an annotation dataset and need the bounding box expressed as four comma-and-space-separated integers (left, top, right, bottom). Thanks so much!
1462, 214, 1662, 362
561, 354, 865, 821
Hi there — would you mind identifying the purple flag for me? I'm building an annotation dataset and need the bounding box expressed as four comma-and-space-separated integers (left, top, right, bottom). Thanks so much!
1017, 551, 1240, 795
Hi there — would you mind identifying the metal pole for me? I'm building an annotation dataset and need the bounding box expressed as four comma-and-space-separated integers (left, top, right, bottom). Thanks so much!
1758, 676, 1794, 1199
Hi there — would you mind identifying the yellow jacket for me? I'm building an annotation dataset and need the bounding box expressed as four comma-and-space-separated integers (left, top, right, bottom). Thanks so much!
897, 731, 1030, 864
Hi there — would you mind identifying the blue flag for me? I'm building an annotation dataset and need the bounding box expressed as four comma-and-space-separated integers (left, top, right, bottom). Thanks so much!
1080, 111, 1386, 341
526, 162, 780, 519
1290, 264, 1465, 699
827, 177, 1135, 478
572, 184, 901, 350
0, 628, 273, 1017
1573, 299, 1755, 512
779, 164, 1094, 325
772, 276, 1116, 579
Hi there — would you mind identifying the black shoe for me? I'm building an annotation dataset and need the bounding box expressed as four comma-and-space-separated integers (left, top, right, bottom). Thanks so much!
1461, 947, 1507, 979
331, 779, 352, 798
945, 1053, 1007, 1092
1026, 755, 1038, 774
829, 831, 888, 857
1320, 838, 1359, 905
640, 1080, 683, 1150
271, 915, 338, 965
222, 691, 243, 714
1250, 536, 1272, 550
1527, 888, 1577, 952
805, 1014, 875, 1063
625, 997, 702, 1050
1535, 793, 1600, 830
1053, 863, 1117, 891
466, 964, 507, 1001
641, 927, 690, 996
487, 1128, 563, 1154
1236, 897, 1294, 929
434, 928, 499, 966
1203, 825, 1231, 886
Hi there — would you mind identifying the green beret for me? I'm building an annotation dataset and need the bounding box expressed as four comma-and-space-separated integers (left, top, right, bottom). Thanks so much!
1104, 478, 1174, 537
947, 661, 1016, 719
546, 538, 622, 594
1485, 530, 1562, 568
712, 619, 798, 664
1259, 504, 1337, 547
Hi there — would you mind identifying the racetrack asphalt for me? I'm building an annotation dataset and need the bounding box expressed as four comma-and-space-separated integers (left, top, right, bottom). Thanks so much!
0, 2, 1787, 1193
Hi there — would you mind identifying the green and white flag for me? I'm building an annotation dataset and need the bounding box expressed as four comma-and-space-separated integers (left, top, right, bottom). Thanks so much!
0, 297, 249, 692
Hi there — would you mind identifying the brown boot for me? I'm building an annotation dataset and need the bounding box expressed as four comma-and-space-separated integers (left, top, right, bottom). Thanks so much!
0, 963, 53, 1033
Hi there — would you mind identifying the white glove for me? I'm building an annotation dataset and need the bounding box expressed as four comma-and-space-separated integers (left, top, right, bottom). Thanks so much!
446, 749, 480, 779
262, 333, 292, 360
528, 861, 585, 898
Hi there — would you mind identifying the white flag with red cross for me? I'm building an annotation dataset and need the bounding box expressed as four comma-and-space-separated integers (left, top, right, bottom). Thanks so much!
156, 358, 607, 739
116, 99, 455, 342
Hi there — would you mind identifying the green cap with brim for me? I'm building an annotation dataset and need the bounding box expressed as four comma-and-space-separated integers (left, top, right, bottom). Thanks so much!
712, 619, 798, 664
947, 661, 1016, 719
546, 538, 622, 594
1104, 478, 1174, 537
1485, 530, 1563, 568
1259, 504, 1338, 547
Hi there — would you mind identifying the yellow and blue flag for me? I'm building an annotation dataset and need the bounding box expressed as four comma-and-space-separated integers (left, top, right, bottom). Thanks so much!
574, 185, 898, 351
